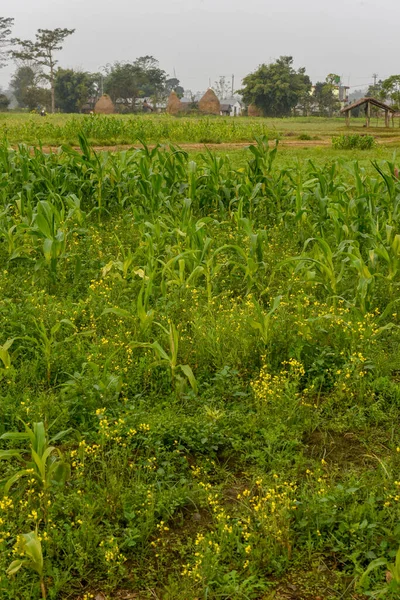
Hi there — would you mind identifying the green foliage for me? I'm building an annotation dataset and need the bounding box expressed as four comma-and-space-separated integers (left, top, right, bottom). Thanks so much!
332, 134, 376, 149
0, 127, 400, 598
240, 56, 311, 117
0, 93, 9, 111
0, 17, 14, 67
9, 65, 42, 109
54, 68, 98, 113
381, 75, 400, 108
312, 78, 341, 116
7, 531, 46, 598
104, 56, 166, 110
12, 28, 75, 113
0, 421, 71, 493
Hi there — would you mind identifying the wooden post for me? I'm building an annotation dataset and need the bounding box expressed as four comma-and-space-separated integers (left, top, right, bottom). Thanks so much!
345, 110, 350, 126
385, 110, 389, 128
366, 101, 371, 128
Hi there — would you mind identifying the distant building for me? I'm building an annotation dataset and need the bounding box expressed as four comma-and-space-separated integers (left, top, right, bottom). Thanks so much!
220, 97, 243, 116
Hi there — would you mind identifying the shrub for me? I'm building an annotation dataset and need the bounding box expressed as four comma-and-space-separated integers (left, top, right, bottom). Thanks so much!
332, 134, 376, 150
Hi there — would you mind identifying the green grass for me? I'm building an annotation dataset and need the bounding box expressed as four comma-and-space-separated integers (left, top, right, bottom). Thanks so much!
1, 112, 400, 146
1, 132, 400, 599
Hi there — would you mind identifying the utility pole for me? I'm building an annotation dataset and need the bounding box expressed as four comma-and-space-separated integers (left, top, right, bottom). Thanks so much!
372, 73, 378, 87
231, 74, 234, 97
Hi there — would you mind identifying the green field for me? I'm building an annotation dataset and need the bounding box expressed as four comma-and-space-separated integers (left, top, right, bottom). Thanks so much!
1, 112, 400, 146
1, 118, 400, 599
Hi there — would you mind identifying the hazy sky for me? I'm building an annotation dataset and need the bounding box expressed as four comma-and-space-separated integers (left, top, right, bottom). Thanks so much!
1, 0, 399, 93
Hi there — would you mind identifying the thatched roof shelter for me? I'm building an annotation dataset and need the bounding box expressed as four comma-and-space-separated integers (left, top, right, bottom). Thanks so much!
199, 89, 220, 115
166, 91, 182, 115
341, 97, 395, 127
94, 94, 115, 114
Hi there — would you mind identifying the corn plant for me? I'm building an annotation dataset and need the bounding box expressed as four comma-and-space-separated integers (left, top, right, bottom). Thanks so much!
131, 321, 198, 394
0, 421, 71, 494
7, 530, 46, 598
249, 295, 281, 346
358, 546, 400, 598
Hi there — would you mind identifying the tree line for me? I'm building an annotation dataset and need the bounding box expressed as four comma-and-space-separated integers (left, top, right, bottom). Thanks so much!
2, 16, 400, 116
0, 17, 184, 113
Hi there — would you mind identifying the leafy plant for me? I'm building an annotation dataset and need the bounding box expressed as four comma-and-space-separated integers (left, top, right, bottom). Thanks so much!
7, 531, 46, 598
0, 421, 71, 494
332, 134, 376, 150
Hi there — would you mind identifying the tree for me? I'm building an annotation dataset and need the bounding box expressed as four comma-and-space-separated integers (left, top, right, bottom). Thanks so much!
165, 77, 184, 99
23, 87, 51, 111
12, 28, 75, 113
104, 62, 142, 110
0, 17, 14, 67
104, 56, 167, 111
133, 55, 166, 105
213, 76, 231, 100
10, 65, 41, 107
240, 56, 311, 117
312, 79, 341, 116
366, 81, 383, 99
0, 92, 9, 110
381, 75, 400, 108
55, 69, 97, 113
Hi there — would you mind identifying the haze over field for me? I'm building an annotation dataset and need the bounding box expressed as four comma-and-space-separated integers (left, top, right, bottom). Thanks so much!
1, 0, 399, 93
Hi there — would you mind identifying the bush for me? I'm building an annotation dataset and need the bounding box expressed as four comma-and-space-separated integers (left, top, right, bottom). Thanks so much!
332, 134, 376, 150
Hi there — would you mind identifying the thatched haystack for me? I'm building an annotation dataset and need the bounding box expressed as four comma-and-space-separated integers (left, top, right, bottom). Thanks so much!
248, 103, 262, 117
94, 94, 115, 114
199, 89, 220, 115
167, 91, 182, 115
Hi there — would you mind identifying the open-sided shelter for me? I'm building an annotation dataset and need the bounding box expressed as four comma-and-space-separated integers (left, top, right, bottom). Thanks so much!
341, 97, 396, 128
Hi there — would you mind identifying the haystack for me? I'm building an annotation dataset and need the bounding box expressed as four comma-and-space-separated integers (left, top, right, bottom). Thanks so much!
199, 89, 220, 115
248, 103, 262, 117
167, 91, 182, 115
94, 94, 115, 114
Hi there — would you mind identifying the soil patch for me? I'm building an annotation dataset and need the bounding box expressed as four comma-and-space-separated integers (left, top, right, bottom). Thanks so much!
304, 431, 373, 468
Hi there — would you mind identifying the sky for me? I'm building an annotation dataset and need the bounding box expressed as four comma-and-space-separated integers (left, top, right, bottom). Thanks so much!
1, 0, 399, 94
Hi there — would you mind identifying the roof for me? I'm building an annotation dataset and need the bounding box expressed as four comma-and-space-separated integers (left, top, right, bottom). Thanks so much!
341, 97, 396, 113
221, 96, 243, 105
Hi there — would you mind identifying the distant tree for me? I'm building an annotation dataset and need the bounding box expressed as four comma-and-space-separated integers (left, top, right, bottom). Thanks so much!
165, 77, 184, 98
0, 92, 10, 110
10, 65, 41, 107
104, 62, 142, 109
381, 75, 400, 108
348, 88, 366, 102
55, 68, 97, 112
312, 78, 341, 116
23, 86, 51, 111
240, 56, 311, 117
134, 55, 166, 105
366, 81, 383, 99
104, 56, 167, 111
0, 17, 14, 67
326, 73, 341, 86
213, 76, 231, 100
12, 28, 75, 113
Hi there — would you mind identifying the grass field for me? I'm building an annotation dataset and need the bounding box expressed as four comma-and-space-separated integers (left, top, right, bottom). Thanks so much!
1, 117, 400, 599
1, 112, 400, 146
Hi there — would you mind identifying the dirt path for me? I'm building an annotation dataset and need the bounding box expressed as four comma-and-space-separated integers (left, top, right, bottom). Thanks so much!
27, 136, 400, 155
